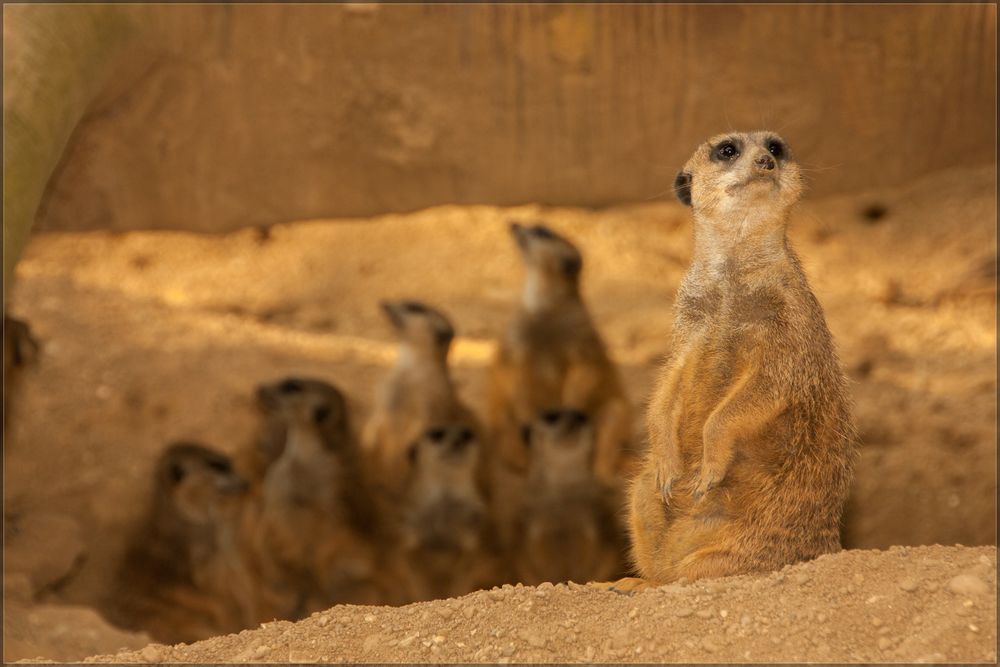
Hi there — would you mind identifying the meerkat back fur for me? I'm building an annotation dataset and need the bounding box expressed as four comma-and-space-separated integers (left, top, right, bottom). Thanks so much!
622, 131, 858, 589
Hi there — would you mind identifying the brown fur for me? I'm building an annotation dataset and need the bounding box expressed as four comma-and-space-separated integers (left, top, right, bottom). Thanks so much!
106, 443, 261, 644
624, 131, 858, 588
488, 223, 632, 484
513, 409, 628, 585
396, 424, 506, 601
362, 300, 483, 498
252, 377, 390, 616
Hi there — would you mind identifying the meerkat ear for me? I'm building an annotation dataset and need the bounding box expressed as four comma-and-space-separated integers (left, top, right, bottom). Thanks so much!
674, 171, 693, 207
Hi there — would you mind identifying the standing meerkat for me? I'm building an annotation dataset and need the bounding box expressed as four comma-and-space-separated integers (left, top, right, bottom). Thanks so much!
253, 377, 388, 616
363, 300, 481, 496
513, 409, 627, 586
617, 131, 857, 590
488, 223, 632, 482
106, 443, 260, 644
397, 424, 505, 601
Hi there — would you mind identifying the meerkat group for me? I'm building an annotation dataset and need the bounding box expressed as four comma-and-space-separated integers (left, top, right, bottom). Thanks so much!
21, 128, 854, 643
107, 219, 632, 643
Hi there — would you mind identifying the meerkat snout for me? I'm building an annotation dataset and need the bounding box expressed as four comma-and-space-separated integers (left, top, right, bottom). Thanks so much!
754, 154, 776, 170
381, 299, 455, 350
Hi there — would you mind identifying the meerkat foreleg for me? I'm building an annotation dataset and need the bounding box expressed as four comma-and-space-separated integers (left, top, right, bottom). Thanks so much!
647, 358, 686, 503
695, 371, 785, 499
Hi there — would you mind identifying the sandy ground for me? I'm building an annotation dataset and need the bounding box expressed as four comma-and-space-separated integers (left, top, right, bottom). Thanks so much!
80, 545, 997, 664
3, 163, 996, 662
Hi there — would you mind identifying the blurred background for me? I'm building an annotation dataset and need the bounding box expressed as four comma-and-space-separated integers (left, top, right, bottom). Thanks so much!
3, 3, 996, 662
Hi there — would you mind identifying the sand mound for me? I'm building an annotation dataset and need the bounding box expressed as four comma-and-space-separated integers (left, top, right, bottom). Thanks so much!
77, 545, 995, 664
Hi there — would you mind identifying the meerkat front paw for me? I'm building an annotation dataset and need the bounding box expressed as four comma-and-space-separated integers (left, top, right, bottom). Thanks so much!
654, 458, 684, 504
587, 577, 651, 595
692, 465, 725, 500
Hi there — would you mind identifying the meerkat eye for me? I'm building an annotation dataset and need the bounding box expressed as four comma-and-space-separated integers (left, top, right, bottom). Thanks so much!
428, 427, 448, 443
279, 379, 304, 394
714, 141, 740, 161
206, 457, 232, 474
313, 406, 331, 423
401, 301, 426, 314
767, 140, 785, 159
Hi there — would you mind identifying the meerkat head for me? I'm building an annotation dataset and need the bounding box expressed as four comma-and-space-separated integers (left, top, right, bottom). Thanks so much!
509, 222, 583, 308
256, 377, 351, 449
674, 131, 803, 224
156, 442, 248, 526
522, 408, 594, 481
381, 299, 455, 358
406, 424, 479, 482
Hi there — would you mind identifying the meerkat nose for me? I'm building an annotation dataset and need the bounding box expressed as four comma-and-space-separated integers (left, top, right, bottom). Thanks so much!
755, 154, 776, 171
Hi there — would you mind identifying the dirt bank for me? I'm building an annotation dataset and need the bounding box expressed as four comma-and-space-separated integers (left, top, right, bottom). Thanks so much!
77, 545, 996, 664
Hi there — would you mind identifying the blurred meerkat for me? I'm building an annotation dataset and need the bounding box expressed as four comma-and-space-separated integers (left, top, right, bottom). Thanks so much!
362, 300, 482, 496
512, 409, 627, 586
397, 423, 506, 601
253, 377, 388, 616
616, 131, 857, 591
107, 442, 260, 644
487, 223, 632, 483
3, 315, 39, 431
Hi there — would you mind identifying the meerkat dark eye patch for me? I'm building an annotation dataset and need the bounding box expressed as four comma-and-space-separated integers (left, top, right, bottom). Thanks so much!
674, 171, 693, 207
435, 325, 455, 347
711, 139, 741, 162
561, 255, 582, 277
457, 427, 475, 445
531, 225, 556, 240
541, 409, 563, 425
279, 379, 305, 394
428, 427, 448, 443
401, 301, 427, 314
169, 462, 186, 484
313, 405, 331, 423
206, 457, 232, 474
766, 138, 786, 159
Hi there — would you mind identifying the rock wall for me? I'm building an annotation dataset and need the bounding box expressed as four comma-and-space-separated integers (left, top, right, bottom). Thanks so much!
19, 4, 997, 234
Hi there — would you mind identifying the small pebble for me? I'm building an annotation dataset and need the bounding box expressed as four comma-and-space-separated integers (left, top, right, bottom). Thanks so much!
363, 614, 376, 623
899, 577, 919, 592
628, 608, 639, 619
878, 637, 893, 651
696, 609, 713, 619
139, 646, 162, 663
675, 607, 694, 618
948, 574, 988, 596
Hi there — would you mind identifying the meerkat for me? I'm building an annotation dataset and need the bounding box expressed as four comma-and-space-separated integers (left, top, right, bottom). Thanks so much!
3, 315, 39, 431
512, 409, 627, 586
487, 223, 632, 483
612, 131, 858, 591
252, 377, 390, 616
106, 442, 261, 644
396, 423, 506, 601
362, 300, 482, 497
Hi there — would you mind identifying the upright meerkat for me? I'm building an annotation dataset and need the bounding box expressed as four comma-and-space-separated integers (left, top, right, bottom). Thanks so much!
488, 223, 631, 482
107, 443, 260, 644
363, 300, 481, 496
253, 377, 387, 616
620, 131, 857, 589
397, 424, 505, 601
512, 409, 627, 586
